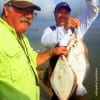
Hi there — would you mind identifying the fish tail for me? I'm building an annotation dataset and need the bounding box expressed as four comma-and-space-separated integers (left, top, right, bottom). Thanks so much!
60, 94, 68, 100
76, 84, 87, 96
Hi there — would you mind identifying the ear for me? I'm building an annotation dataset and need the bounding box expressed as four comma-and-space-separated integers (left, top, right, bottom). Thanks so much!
3, 6, 9, 17
54, 12, 56, 17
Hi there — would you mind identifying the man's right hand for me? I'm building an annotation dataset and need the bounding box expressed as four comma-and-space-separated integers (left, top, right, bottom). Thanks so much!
51, 46, 69, 56
64, 17, 80, 30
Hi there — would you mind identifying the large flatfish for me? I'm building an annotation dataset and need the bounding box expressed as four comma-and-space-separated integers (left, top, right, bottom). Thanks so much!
50, 55, 76, 100
67, 33, 90, 96
50, 31, 90, 100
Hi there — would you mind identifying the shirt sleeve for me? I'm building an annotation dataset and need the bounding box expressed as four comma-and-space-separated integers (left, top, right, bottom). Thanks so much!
78, 0, 99, 37
41, 27, 57, 49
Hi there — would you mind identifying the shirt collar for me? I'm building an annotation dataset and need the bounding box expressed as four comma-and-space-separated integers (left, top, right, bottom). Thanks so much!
0, 18, 18, 38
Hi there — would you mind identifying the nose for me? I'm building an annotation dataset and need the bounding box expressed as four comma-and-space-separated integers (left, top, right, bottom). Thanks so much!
25, 12, 33, 19
60, 12, 68, 17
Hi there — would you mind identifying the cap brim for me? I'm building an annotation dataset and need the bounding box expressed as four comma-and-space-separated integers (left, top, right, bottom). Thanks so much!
11, 1, 41, 11
33, 5, 41, 11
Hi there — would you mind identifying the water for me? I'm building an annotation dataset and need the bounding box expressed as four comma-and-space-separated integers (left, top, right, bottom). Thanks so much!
84, 30, 100, 100
25, 14, 100, 100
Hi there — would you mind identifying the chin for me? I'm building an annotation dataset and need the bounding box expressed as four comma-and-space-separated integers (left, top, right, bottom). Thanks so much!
17, 29, 26, 34
60, 23, 65, 26
21, 27, 28, 33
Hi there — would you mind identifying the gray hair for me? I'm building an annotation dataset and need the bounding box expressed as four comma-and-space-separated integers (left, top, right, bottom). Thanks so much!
1, 1, 13, 17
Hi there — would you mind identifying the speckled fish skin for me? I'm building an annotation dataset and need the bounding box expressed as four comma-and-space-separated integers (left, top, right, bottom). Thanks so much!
50, 32, 90, 100
67, 33, 90, 96
50, 55, 76, 100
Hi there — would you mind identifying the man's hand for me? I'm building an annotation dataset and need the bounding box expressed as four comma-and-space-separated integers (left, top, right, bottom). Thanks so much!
37, 46, 68, 66
50, 46, 69, 56
64, 17, 80, 30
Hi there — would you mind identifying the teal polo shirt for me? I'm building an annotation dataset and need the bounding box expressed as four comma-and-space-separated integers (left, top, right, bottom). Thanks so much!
0, 18, 40, 100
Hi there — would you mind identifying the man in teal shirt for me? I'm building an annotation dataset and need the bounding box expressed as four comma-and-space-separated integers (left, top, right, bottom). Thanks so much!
0, 0, 69, 100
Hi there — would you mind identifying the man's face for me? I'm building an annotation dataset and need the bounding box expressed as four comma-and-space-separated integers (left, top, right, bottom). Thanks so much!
54, 8, 70, 26
4, 5, 34, 35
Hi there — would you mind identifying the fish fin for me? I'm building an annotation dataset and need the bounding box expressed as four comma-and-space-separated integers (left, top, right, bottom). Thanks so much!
76, 84, 87, 96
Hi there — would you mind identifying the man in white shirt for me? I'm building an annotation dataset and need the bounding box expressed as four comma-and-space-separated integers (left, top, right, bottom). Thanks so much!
41, 0, 99, 100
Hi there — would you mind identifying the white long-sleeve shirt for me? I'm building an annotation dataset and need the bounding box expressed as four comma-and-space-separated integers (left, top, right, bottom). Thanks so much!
41, 0, 99, 49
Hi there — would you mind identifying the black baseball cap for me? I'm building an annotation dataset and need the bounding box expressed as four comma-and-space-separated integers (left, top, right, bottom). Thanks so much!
54, 2, 71, 13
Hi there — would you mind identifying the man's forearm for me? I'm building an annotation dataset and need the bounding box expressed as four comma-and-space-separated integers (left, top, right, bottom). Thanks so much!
36, 47, 69, 66
36, 50, 52, 67
86, 0, 99, 19
77, 0, 99, 37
